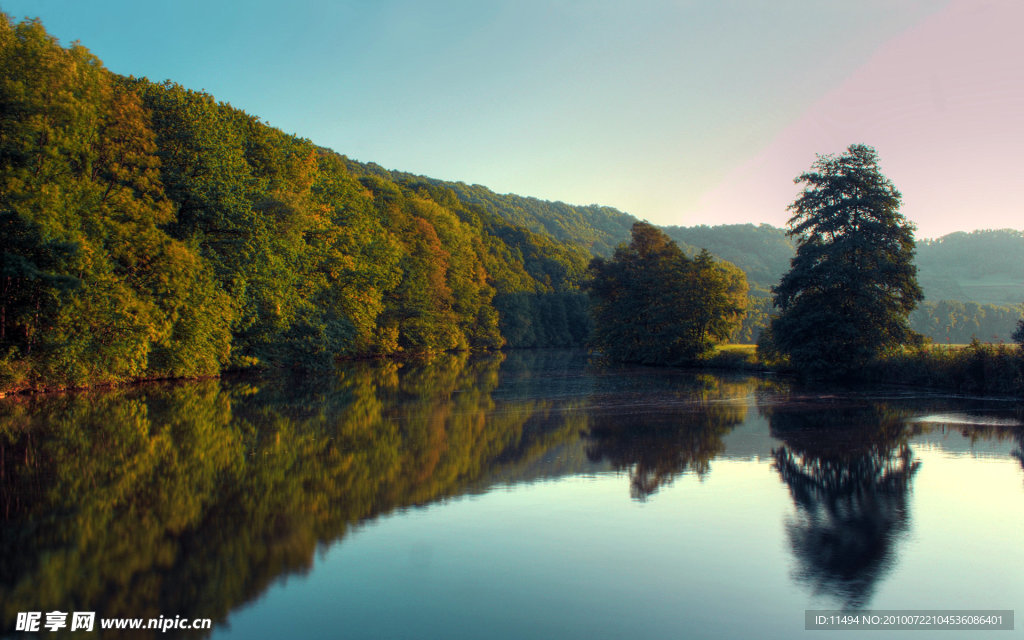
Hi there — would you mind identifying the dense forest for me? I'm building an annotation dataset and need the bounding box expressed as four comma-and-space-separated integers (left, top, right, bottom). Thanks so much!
352, 170, 1024, 343
0, 15, 596, 392
1, 15, 1021, 393
349, 162, 638, 257
307, 174, 1024, 346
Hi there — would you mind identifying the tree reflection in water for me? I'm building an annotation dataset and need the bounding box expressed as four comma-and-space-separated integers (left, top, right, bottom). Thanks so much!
585, 375, 753, 500
0, 352, 586, 639
765, 399, 919, 609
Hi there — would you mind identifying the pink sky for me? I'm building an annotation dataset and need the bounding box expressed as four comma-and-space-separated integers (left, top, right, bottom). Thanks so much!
686, 0, 1024, 239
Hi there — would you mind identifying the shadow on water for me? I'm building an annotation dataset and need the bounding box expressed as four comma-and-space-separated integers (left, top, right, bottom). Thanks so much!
762, 398, 920, 610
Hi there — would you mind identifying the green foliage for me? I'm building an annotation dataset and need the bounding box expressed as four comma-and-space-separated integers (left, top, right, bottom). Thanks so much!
731, 294, 772, 343
909, 300, 1023, 344
351, 162, 637, 256
492, 291, 592, 348
864, 342, 1024, 395
0, 16, 233, 389
767, 145, 923, 378
699, 344, 762, 370
587, 222, 748, 365
0, 15, 605, 389
661, 223, 794, 294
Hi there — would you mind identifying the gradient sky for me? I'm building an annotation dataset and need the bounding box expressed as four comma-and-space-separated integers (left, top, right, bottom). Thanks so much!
3, 0, 1019, 238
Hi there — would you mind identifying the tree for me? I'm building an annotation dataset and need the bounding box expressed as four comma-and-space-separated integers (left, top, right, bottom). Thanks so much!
587, 222, 747, 364
764, 144, 922, 377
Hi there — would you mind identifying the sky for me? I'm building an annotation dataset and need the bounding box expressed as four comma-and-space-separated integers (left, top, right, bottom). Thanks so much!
3, 0, 1020, 239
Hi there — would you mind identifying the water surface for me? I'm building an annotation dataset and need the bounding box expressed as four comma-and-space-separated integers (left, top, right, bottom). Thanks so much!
2, 351, 1021, 638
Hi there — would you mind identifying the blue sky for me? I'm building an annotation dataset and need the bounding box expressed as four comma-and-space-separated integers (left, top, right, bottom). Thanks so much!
4, 0, 1020, 238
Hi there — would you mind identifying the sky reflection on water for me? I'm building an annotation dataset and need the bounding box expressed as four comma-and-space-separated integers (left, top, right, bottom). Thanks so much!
1, 351, 1021, 639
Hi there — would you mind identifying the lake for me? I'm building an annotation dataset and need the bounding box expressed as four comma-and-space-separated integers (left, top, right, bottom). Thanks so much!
1, 351, 1021, 638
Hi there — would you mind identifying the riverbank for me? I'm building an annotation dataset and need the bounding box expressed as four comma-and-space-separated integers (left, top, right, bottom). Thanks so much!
863, 342, 1024, 396
4, 342, 1023, 399
699, 342, 1024, 396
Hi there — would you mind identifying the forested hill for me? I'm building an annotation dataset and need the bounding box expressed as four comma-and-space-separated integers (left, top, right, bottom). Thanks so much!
660, 224, 794, 294
0, 15, 595, 392
346, 161, 637, 256
331, 161, 1024, 309
2, 14, 1021, 395
917, 230, 1024, 305
340, 164, 795, 294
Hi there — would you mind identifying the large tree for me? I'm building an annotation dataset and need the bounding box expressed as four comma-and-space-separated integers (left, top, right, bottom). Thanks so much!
764, 144, 922, 377
587, 222, 747, 364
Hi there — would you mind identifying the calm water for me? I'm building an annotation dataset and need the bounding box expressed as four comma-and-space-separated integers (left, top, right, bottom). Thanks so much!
2, 351, 1022, 639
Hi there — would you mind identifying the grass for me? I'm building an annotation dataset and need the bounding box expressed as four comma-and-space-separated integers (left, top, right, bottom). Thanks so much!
697, 342, 1024, 396
866, 341, 1024, 395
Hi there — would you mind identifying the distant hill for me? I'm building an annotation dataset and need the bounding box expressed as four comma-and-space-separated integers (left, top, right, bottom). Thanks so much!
660, 224, 794, 294
661, 226, 1024, 307
917, 230, 1024, 306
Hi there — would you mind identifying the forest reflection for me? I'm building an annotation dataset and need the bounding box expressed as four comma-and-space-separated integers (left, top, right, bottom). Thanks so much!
0, 352, 586, 638
2, 357, 1021, 637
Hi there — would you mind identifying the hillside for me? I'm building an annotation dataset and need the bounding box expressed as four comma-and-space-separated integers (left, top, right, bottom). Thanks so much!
292, 163, 1024, 344
348, 165, 799, 296
348, 161, 637, 256
2, 13, 1020, 395
0, 15, 597, 391
917, 230, 1024, 305
661, 224, 794, 294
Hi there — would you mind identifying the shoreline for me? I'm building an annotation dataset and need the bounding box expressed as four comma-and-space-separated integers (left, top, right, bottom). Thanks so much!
5, 343, 1021, 401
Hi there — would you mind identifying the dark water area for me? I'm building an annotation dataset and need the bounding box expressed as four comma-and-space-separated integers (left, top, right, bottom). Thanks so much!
1, 351, 1022, 638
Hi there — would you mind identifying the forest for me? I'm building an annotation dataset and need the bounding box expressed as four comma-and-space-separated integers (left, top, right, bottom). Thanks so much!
1, 14, 1021, 393
0, 15, 595, 392
348, 181, 1023, 344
